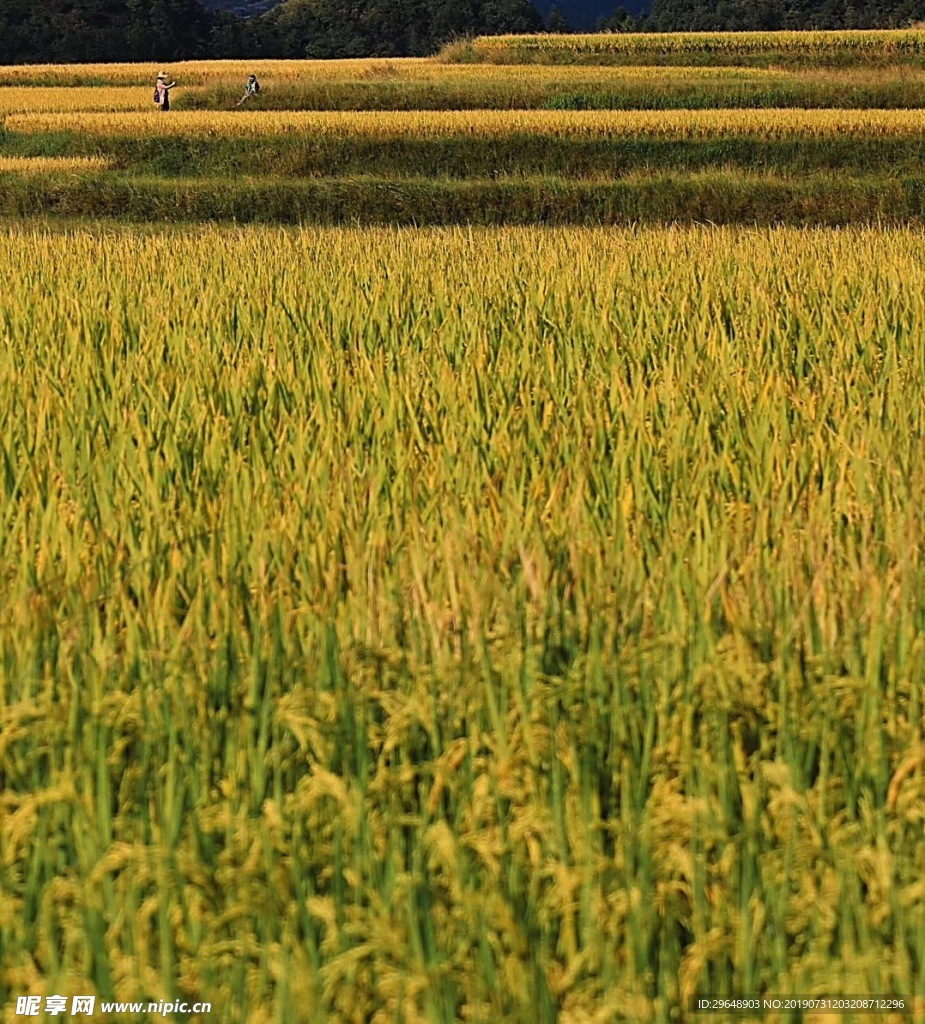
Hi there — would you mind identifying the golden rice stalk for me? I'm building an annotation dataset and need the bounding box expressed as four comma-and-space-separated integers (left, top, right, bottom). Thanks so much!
463, 28, 925, 58
0, 156, 111, 173
0, 86, 149, 113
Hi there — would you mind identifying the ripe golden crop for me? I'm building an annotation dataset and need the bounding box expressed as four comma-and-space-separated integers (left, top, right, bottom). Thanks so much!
0, 86, 147, 113
0, 58, 786, 89
462, 28, 925, 58
9, 107, 925, 139
2, 40, 925, 1024
0, 58, 434, 87
1, 221, 923, 1021
0, 156, 110, 172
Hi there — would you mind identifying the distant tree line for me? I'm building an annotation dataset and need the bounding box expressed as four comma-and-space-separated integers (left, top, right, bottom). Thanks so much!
232, 0, 543, 59
0, 0, 212, 63
3, 0, 925, 64
0, 0, 541, 63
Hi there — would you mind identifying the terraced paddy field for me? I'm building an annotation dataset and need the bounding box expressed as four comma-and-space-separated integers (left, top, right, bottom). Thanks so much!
1, 33, 924, 1024
443, 28, 925, 67
1, 48, 925, 225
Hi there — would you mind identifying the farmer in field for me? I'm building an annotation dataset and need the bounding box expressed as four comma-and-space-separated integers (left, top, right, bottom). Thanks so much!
236, 74, 261, 106
154, 73, 177, 111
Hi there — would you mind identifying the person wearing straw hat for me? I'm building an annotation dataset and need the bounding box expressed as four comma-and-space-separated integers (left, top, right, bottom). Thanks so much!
153, 72, 177, 111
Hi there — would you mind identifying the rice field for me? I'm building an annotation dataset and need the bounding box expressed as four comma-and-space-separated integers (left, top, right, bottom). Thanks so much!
0, 87, 149, 114
1, 34, 924, 1024
1, 105, 922, 223
0, 58, 774, 88
443, 29, 925, 66
6, 62, 925, 114
10, 105, 925, 139
1, 222, 924, 1024
0, 58, 434, 87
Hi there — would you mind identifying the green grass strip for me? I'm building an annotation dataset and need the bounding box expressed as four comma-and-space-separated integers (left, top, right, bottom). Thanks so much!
0, 171, 919, 225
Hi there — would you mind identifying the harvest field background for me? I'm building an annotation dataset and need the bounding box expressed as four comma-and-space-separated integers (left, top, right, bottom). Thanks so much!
6, 33, 925, 223
1, 29, 924, 1024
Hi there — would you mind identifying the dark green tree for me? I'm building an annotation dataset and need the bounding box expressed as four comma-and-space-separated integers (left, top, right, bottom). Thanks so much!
256, 0, 540, 60
545, 5, 573, 30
